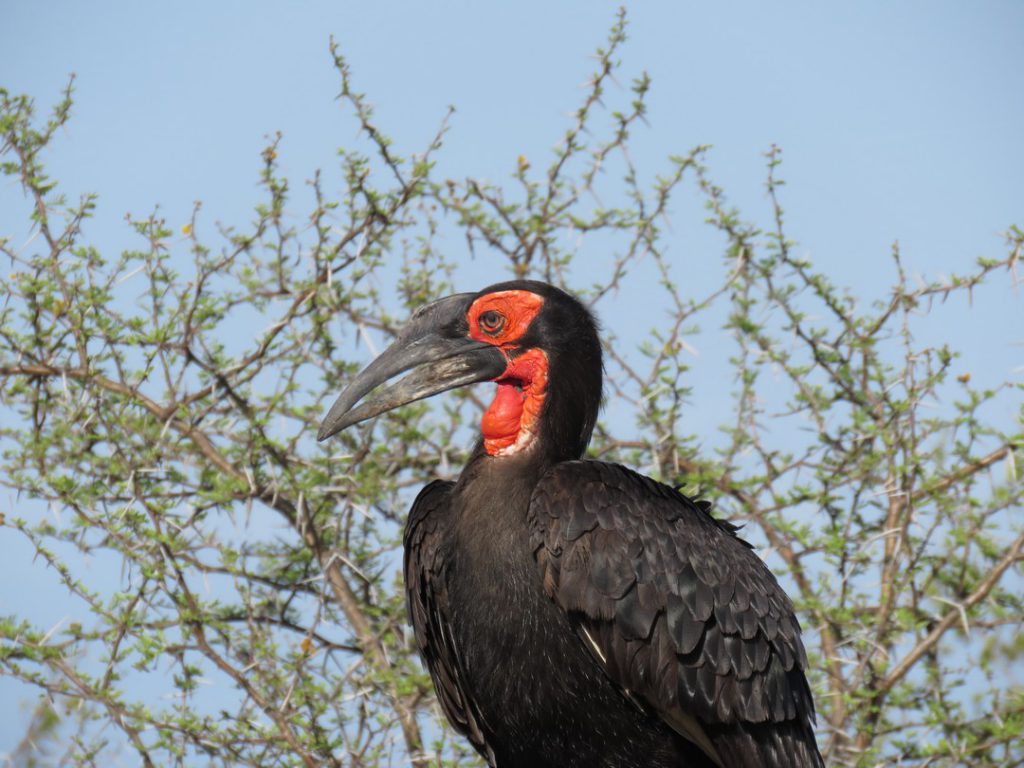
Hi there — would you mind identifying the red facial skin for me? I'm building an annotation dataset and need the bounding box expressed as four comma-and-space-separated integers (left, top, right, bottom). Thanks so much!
467, 290, 544, 347
466, 291, 549, 455
480, 348, 549, 454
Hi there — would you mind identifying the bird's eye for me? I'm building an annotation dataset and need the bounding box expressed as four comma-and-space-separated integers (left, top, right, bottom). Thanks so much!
479, 311, 506, 335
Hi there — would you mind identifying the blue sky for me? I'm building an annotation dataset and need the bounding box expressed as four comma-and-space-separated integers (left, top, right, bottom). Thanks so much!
2, 2, 1020, 369
2, 2, 1021, 279
1, 0, 1022, 756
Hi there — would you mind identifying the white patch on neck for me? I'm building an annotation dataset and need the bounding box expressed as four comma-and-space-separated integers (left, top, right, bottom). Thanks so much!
490, 422, 539, 457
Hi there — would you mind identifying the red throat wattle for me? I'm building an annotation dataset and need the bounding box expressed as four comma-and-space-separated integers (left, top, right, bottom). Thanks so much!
481, 348, 549, 456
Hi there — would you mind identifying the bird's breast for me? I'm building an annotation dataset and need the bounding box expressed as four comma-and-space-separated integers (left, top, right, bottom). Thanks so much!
418, 458, 691, 767
443, 464, 642, 762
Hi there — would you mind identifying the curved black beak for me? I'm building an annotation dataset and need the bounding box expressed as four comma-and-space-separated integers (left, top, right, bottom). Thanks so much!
317, 293, 507, 441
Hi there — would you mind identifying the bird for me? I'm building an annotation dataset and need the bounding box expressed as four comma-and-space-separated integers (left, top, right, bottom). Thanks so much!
318, 280, 824, 768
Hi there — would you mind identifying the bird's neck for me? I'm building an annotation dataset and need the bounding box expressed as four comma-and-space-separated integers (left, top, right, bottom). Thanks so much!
454, 443, 550, 551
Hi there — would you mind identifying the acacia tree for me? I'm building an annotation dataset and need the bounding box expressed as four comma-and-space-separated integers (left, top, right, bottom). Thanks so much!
2, 15, 1022, 767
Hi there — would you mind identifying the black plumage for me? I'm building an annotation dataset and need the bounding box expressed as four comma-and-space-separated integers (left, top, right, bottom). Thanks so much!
319, 280, 824, 768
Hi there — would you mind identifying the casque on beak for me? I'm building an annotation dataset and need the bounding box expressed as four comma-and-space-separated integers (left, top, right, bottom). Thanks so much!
317, 293, 507, 441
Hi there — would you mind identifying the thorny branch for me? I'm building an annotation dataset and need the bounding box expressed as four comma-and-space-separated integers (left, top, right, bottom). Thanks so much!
2, 18, 1023, 768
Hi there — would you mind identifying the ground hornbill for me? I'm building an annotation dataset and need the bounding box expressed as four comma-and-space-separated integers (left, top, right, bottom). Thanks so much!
318, 281, 823, 768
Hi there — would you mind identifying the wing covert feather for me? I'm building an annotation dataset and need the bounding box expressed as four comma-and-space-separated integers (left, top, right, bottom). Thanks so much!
528, 460, 822, 766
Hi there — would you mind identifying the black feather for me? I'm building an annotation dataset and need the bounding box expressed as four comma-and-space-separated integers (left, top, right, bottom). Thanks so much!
529, 461, 822, 762
393, 281, 823, 767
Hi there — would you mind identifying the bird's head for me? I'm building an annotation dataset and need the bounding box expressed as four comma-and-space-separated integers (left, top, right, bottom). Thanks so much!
318, 280, 602, 460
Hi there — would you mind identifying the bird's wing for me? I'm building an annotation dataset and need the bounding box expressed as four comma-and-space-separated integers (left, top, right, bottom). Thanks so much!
528, 461, 823, 768
404, 480, 495, 764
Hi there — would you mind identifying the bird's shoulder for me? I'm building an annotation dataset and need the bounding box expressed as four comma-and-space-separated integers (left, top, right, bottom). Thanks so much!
405, 478, 455, 549
531, 459, 750, 546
